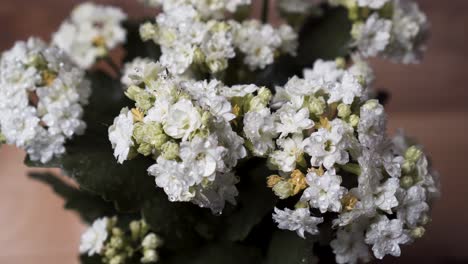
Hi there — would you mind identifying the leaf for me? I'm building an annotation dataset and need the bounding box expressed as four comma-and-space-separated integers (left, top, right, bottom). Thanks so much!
265, 231, 318, 264
162, 243, 262, 264
297, 6, 352, 67
222, 158, 278, 241
122, 19, 161, 63
29, 172, 116, 224
80, 255, 102, 264
25, 71, 157, 212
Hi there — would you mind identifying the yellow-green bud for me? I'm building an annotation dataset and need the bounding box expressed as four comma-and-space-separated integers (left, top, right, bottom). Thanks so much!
405, 146, 423, 163
410, 227, 426, 239
112, 227, 123, 237
351, 22, 363, 39
137, 143, 153, 156
295, 201, 309, 209
308, 96, 326, 117
272, 181, 294, 200
193, 48, 206, 65
129, 220, 141, 241
141, 249, 159, 263
258, 87, 272, 102
139, 22, 157, 41
28, 53, 48, 69
110, 236, 124, 250
161, 141, 180, 160
348, 114, 360, 127
402, 160, 415, 174
105, 248, 117, 259
337, 103, 352, 118
133, 122, 168, 153
207, 59, 228, 73
125, 86, 155, 111
362, 99, 379, 110
335, 57, 346, 69
109, 255, 125, 264
142, 233, 163, 250
400, 175, 414, 189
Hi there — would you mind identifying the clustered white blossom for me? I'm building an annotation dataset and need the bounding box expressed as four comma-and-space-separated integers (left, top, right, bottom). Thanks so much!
109, 62, 249, 213
52, 2, 127, 68
139, 1, 297, 74
262, 59, 439, 263
333, 0, 429, 63
80, 217, 162, 264
0, 37, 91, 163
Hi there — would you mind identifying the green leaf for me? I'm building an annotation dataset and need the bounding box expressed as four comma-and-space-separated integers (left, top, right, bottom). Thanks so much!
123, 19, 161, 63
222, 158, 278, 241
297, 6, 352, 67
25, 71, 156, 212
29, 172, 116, 224
265, 231, 318, 264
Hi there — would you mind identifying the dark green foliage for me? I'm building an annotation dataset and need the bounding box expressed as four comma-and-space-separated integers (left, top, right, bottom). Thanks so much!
265, 231, 318, 264
122, 20, 161, 63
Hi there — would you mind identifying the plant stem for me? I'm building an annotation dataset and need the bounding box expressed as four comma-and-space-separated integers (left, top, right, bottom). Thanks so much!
261, 0, 269, 23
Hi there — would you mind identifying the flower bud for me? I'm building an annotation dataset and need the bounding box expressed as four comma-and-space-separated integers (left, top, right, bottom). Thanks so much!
129, 220, 141, 241
109, 255, 125, 264
110, 236, 124, 250
161, 141, 180, 160
335, 57, 346, 69
193, 48, 206, 65
207, 59, 228, 73
272, 181, 294, 199
133, 122, 169, 153
400, 175, 414, 189
139, 22, 157, 41
142, 233, 163, 250
348, 114, 360, 127
405, 146, 422, 163
141, 249, 159, 263
410, 227, 426, 239
308, 96, 326, 117
337, 103, 351, 118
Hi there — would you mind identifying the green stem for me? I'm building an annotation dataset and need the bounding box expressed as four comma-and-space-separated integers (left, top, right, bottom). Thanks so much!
339, 163, 361, 176
261, 0, 270, 23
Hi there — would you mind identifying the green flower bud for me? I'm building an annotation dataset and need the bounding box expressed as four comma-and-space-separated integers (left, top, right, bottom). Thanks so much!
109, 255, 125, 264
362, 99, 379, 110
402, 160, 415, 174
410, 227, 426, 239
137, 143, 153, 156
379, 2, 394, 19
142, 233, 163, 250
28, 53, 48, 70
405, 146, 423, 163
141, 249, 159, 263
335, 57, 346, 69
193, 48, 206, 65
105, 247, 117, 259
308, 96, 326, 117
351, 22, 363, 39
207, 59, 228, 73
129, 220, 141, 241
348, 114, 360, 127
272, 181, 294, 200
139, 22, 157, 41
295, 201, 309, 209
161, 141, 180, 160
337, 103, 351, 118
133, 122, 168, 153
126, 86, 154, 111
258, 87, 272, 102
110, 236, 124, 250
400, 175, 414, 189
112, 227, 123, 237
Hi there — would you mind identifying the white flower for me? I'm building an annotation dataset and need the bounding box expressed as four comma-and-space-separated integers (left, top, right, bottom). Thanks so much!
222, 84, 259, 98
148, 156, 195, 202
302, 168, 347, 213
213, 120, 247, 169
108, 108, 134, 164
357, 0, 389, 9
79, 217, 109, 256
303, 59, 344, 84
331, 223, 371, 264
243, 108, 277, 156
397, 185, 429, 227
303, 119, 352, 169
121, 57, 157, 86
272, 207, 324, 238
163, 99, 202, 141
274, 106, 314, 138
179, 135, 227, 181
269, 134, 304, 172
365, 216, 411, 259
160, 44, 196, 75
353, 14, 392, 57
358, 100, 386, 148
328, 72, 363, 105
53, 3, 127, 68
0, 37, 90, 163
374, 178, 399, 213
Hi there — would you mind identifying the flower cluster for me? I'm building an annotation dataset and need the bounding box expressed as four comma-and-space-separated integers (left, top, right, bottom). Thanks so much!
0, 37, 91, 163
52, 2, 127, 68
80, 217, 162, 264
332, 0, 429, 63
139, 0, 251, 18
139, 1, 297, 74
263, 59, 439, 263
109, 62, 248, 213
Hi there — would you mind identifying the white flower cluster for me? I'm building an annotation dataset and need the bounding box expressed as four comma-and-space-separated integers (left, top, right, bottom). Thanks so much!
139, 0, 251, 18
262, 59, 439, 263
139, 2, 297, 74
0, 38, 91, 163
109, 62, 249, 213
339, 0, 429, 63
52, 2, 127, 68
80, 217, 162, 263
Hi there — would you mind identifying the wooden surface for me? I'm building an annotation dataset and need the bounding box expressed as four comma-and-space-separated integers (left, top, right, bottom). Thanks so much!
1, 0, 467, 263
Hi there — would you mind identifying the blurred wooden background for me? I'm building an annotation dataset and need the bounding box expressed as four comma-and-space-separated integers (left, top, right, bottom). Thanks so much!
0, 0, 467, 263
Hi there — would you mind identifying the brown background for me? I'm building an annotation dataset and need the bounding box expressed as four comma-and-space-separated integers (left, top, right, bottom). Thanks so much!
0, 0, 467, 263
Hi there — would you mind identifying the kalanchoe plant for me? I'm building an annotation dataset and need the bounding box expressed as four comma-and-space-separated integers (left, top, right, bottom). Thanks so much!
1, 0, 440, 263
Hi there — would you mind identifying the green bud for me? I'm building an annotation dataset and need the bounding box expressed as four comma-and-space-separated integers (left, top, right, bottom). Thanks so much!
110, 236, 124, 250
105, 247, 117, 259
400, 175, 414, 189
207, 59, 228, 73
161, 141, 180, 160
362, 99, 379, 110
258, 87, 272, 102
405, 146, 423, 163
109, 255, 125, 264
28, 53, 48, 70
295, 201, 309, 209
335, 57, 346, 69
142, 233, 163, 250
141, 249, 159, 263
351, 22, 363, 39
137, 143, 153, 156
410, 227, 426, 239
379, 2, 394, 19
402, 160, 415, 174
348, 114, 360, 127
133, 122, 168, 153
337, 103, 352, 118
139, 22, 157, 41
308, 96, 326, 117
193, 48, 206, 65
125, 86, 154, 111
272, 181, 294, 200
129, 220, 141, 241
112, 227, 123, 237
339, 163, 361, 176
